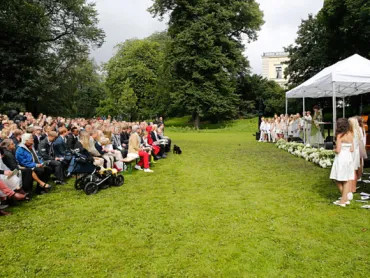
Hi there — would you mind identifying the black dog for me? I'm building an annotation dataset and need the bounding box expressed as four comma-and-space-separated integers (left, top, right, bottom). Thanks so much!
173, 145, 182, 154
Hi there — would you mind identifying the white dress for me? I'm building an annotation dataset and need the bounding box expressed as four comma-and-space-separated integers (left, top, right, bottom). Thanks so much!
330, 143, 355, 181
352, 133, 361, 170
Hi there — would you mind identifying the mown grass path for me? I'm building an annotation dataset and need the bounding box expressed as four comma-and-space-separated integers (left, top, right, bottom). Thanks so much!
1, 127, 370, 277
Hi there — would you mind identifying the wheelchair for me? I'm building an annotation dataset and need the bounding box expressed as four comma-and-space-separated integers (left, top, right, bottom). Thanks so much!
70, 149, 124, 195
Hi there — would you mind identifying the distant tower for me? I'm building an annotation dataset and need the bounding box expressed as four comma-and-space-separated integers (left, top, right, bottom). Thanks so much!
262, 52, 290, 88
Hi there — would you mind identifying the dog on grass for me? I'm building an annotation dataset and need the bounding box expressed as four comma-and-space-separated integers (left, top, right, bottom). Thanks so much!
173, 145, 182, 154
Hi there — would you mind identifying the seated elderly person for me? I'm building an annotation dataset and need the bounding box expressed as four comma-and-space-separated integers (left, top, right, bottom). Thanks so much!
157, 125, 171, 153
16, 133, 52, 194
128, 125, 153, 173
112, 126, 127, 159
150, 125, 167, 158
38, 131, 65, 185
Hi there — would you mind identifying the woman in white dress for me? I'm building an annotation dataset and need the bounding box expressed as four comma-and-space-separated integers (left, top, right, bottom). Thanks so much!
330, 118, 355, 207
288, 115, 294, 138
357, 116, 367, 178
348, 117, 362, 197
275, 118, 282, 140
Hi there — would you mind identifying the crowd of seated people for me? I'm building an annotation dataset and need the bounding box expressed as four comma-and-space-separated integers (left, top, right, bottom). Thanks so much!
0, 112, 172, 216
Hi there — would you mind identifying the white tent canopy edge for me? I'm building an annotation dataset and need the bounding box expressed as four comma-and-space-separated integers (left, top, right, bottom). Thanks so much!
285, 54, 370, 133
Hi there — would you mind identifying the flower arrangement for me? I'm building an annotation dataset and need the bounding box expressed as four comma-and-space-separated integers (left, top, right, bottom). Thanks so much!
275, 139, 335, 168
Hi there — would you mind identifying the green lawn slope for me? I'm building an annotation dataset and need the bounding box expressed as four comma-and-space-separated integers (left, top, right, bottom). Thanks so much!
1, 119, 369, 277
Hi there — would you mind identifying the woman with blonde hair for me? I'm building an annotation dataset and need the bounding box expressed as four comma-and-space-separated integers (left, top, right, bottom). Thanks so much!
348, 117, 362, 199
79, 131, 104, 168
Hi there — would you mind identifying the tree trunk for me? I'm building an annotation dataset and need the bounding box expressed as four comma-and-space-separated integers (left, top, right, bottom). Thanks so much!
193, 112, 200, 129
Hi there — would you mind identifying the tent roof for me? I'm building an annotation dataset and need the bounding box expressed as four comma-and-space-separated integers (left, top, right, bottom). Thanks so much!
286, 54, 370, 99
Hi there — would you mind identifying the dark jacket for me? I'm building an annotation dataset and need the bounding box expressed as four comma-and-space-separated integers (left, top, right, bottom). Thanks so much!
10, 134, 21, 147
15, 143, 43, 169
33, 135, 42, 151
150, 131, 159, 143
111, 134, 122, 150
2, 149, 19, 170
120, 132, 129, 145
66, 134, 78, 150
53, 136, 67, 158
38, 137, 55, 161
94, 141, 105, 156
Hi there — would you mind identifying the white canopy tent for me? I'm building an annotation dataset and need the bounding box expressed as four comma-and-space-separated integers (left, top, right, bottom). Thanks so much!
286, 54, 370, 133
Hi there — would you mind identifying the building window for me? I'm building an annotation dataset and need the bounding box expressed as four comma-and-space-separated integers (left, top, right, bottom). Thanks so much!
276, 66, 283, 79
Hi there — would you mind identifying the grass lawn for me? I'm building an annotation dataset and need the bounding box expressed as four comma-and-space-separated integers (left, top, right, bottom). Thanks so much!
1, 119, 370, 277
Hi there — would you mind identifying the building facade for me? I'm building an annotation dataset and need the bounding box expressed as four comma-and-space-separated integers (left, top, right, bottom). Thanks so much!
262, 52, 289, 87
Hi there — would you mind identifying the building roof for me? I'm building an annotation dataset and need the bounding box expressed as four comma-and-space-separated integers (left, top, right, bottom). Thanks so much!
262, 52, 288, 58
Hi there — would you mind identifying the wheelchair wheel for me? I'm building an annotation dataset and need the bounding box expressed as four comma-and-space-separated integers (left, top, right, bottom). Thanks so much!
75, 177, 85, 190
99, 181, 110, 190
114, 175, 124, 187
84, 182, 98, 195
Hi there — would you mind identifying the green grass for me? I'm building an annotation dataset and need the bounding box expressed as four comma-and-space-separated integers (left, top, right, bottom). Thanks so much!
1, 119, 370, 277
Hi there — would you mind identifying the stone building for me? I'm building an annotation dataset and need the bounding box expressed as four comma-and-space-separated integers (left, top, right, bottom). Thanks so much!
262, 52, 289, 87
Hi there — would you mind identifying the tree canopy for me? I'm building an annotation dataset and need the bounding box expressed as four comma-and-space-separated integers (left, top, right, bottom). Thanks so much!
285, 0, 370, 87
149, 0, 264, 128
0, 0, 105, 115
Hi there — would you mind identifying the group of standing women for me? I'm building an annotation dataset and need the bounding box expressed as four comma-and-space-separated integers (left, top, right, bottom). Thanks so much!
259, 113, 305, 142
330, 116, 367, 207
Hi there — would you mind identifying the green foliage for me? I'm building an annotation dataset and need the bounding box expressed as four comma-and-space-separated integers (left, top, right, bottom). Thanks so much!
149, 0, 264, 128
97, 79, 138, 120
103, 36, 170, 120
285, 0, 370, 87
2, 124, 370, 276
0, 0, 105, 113
35, 58, 105, 117
237, 74, 286, 116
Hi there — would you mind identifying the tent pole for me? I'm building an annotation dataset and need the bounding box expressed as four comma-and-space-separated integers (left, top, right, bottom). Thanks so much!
332, 82, 336, 140
286, 98, 288, 115
303, 97, 306, 144
342, 97, 345, 118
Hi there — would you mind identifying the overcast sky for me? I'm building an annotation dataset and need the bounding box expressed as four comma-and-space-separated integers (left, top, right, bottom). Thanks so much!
92, 0, 324, 74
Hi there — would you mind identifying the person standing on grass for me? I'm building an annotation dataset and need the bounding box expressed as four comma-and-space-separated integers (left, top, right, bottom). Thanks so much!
330, 118, 355, 207
348, 117, 363, 199
258, 117, 266, 142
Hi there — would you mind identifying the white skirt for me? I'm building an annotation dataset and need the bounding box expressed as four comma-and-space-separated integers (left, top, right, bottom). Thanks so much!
352, 149, 361, 170
330, 150, 355, 181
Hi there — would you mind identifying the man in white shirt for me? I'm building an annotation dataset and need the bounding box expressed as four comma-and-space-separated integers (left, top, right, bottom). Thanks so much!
258, 117, 266, 142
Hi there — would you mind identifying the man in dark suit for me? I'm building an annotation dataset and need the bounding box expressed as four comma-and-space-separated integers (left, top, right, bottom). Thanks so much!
53, 127, 72, 172
32, 126, 43, 152
10, 129, 23, 148
66, 126, 79, 150
39, 131, 65, 184
53, 127, 68, 158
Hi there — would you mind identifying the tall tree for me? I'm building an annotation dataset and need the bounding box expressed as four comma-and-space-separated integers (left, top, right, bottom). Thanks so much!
37, 58, 105, 118
285, 0, 370, 87
149, 0, 264, 128
0, 0, 105, 112
104, 38, 168, 120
